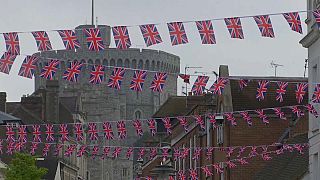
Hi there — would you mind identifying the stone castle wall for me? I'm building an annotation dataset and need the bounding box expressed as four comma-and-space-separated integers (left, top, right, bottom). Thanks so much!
33, 25, 180, 180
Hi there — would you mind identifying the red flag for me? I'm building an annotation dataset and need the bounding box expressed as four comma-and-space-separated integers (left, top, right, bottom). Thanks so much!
179, 74, 190, 84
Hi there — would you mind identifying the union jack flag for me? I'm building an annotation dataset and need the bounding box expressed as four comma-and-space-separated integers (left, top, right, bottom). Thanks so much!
18, 55, 38, 79
83, 28, 105, 51
254, 15, 275, 38
31, 31, 52, 51
256, 109, 269, 124
162, 117, 172, 135
112, 26, 131, 49
149, 147, 157, 160
126, 147, 134, 159
239, 79, 249, 90
179, 74, 190, 84
63, 61, 83, 82
18, 125, 27, 143
32, 124, 42, 142
262, 153, 272, 161
226, 161, 237, 168
256, 80, 269, 101
117, 121, 127, 139
42, 143, 51, 157
202, 166, 213, 177
103, 122, 114, 140
191, 76, 209, 95
108, 67, 125, 90
167, 22, 188, 46
224, 112, 237, 126
64, 145, 76, 157
138, 148, 145, 159
177, 116, 189, 132
45, 124, 55, 142
6, 142, 15, 155
6, 125, 15, 142
77, 145, 87, 157
150, 72, 167, 92
224, 17, 244, 39
173, 148, 180, 161
59, 124, 69, 142
132, 120, 143, 137
54, 144, 63, 156
178, 170, 186, 180
88, 122, 99, 141
273, 107, 286, 120
196, 20, 216, 44
313, 10, 320, 28
30, 142, 39, 155
181, 148, 189, 159
291, 106, 304, 118
226, 147, 234, 157
283, 12, 303, 34
91, 146, 99, 159
140, 24, 162, 47
89, 65, 105, 85
130, 70, 147, 92
3, 32, 20, 55
74, 123, 84, 141
312, 84, 320, 103
189, 169, 198, 180
240, 111, 252, 126
57, 30, 81, 50
206, 147, 214, 160
161, 148, 169, 160
249, 146, 258, 157
192, 148, 201, 160
147, 119, 157, 136
101, 147, 110, 160
112, 147, 122, 158
295, 83, 308, 103
305, 104, 319, 118
210, 78, 229, 95
276, 82, 288, 102
194, 115, 205, 130
40, 59, 60, 80
208, 114, 217, 129
238, 158, 249, 165
0, 52, 17, 74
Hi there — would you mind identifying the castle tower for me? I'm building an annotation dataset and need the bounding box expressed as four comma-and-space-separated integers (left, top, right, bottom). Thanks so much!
34, 24, 180, 180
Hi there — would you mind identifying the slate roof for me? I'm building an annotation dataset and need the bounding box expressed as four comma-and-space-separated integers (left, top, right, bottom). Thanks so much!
229, 76, 307, 111
0, 111, 21, 124
254, 133, 308, 180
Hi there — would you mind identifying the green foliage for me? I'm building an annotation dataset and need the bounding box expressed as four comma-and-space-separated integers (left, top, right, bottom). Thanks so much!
5, 153, 47, 180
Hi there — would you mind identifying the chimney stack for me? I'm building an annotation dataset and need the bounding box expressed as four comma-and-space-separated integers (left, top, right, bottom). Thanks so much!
0, 92, 6, 112
45, 80, 60, 123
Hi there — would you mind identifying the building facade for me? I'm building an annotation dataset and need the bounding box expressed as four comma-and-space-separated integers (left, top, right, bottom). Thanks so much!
33, 25, 180, 179
300, 1, 320, 179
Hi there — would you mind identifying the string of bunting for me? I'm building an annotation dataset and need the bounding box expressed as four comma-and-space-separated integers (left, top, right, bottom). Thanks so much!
137, 143, 308, 180
0, 136, 308, 166
1, 9, 320, 53
2, 104, 318, 142
1, 51, 320, 101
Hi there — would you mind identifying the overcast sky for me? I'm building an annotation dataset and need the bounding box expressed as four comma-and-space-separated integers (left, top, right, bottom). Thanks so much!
0, 0, 307, 101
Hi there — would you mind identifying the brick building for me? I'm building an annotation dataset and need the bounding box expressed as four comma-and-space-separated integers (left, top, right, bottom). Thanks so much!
142, 65, 309, 180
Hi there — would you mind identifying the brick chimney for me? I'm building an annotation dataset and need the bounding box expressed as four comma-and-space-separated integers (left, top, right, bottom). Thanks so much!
45, 80, 60, 123
0, 92, 6, 112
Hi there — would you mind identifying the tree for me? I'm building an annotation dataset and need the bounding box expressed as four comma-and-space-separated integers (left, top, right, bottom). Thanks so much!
5, 153, 47, 180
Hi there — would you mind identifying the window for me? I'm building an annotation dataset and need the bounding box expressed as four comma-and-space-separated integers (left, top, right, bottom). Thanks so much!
313, 153, 319, 179
135, 111, 142, 119
217, 124, 224, 145
122, 168, 128, 177
205, 115, 211, 147
193, 135, 197, 169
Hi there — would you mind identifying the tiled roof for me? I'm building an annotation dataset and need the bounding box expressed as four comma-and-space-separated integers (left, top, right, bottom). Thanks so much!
229, 77, 307, 111
254, 133, 308, 180
0, 111, 20, 124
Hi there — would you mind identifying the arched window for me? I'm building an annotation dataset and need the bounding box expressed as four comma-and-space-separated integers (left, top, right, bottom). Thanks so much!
125, 59, 130, 68
117, 59, 123, 67
138, 60, 143, 69
145, 60, 150, 70
134, 110, 142, 119
110, 59, 115, 66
